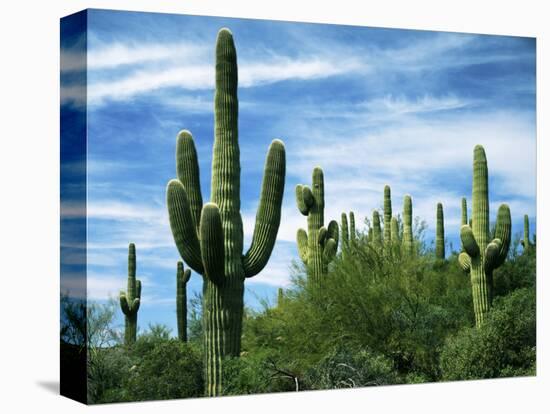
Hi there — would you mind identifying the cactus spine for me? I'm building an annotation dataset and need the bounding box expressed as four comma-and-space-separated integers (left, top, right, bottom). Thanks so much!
435, 202, 445, 260
166, 29, 286, 396
521, 214, 532, 253
341, 211, 356, 258
402, 195, 413, 254
176, 261, 191, 342
459, 145, 511, 328
296, 167, 339, 285
119, 243, 141, 346
383, 185, 392, 245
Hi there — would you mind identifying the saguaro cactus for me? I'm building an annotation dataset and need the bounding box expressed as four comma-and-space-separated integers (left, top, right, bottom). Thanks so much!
435, 202, 445, 260
372, 210, 382, 246
341, 211, 356, 258
166, 29, 286, 396
176, 261, 191, 342
458, 145, 511, 328
402, 195, 414, 254
277, 287, 284, 307
383, 185, 392, 245
521, 214, 532, 253
390, 217, 399, 243
119, 243, 141, 346
296, 167, 339, 284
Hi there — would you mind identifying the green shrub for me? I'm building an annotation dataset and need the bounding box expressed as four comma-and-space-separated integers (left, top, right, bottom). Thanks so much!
440, 288, 536, 380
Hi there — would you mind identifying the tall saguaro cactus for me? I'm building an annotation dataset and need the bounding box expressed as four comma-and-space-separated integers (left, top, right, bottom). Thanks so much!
383, 185, 392, 245
166, 29, 286, 396
402, 195, 414, 254
458, 145, 511, 328
521, 214, 532, 253
176, 261, 191, 342
296, 167, 339, 284
119, 243, 141, 346
341, 211, 356, 258
435, 202, 445, 260
390, 217, 399, 243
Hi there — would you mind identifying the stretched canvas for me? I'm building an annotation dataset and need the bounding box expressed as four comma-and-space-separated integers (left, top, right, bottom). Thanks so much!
60, 8, 537, 404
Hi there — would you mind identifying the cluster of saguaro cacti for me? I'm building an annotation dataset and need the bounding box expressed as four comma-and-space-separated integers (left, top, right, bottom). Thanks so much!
296, 167, 339, 285
176, 262, 191, 342
341, 211, 356, 258
458, 145, 511, 328
119, 243, 141, 346
435, 202, 445, 260
521, 214, 533, 253
166, 28, 286, 396
402, 195, 414, 254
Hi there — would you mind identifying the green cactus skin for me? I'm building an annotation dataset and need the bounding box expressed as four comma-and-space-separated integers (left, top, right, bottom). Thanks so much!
383, 185, 392, 245
402, 195, 414, 254
367, 227, 374, 244
341, 211, 356, 258
176, 261, 191, 342
459, 145, 511, 328
372, 210, 382, 246
390, 216, 399, 244
296, 167, 339, 285
521, 214, 532, 253
435, 202, 445, 260
119, 243, 141, 346
166, 29, 286, 396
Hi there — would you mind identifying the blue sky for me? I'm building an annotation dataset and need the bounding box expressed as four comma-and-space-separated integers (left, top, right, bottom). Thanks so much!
61, 9, 536, 336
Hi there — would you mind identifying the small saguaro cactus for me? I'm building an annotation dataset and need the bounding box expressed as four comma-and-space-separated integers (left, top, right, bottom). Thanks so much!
458, 145, 511, 328
435, 202, 445, 260
176, 261, 191, 342
119, 243, 141, 346
460, 197, 468, 252
296, 167, 339, 285
166, 29, 286, 396
277, 287, 284, 307
521, 214, 533, 253
383, 185, 392, 245
341, 211, 356, 258
372, 210, 382, 246
402, 195, 414, 254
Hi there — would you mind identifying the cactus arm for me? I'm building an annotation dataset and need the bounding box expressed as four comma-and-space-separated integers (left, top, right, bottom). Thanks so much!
296, 228, 308, 264
200, 203, 225, 285
472, 145, 490, 251
131, 298, 141, 313
167, 180, 204, 274
323, 238, 337, 263
341, 213, 349, 248
390, 217, 399, 243
349, 212, 356, 242
296, 185, 313, 215
484, 239, 502, 271
461, 197, 468, 226
372, 210, 382, 245
243, 140, 286, 277
119, 293, 130, 316
491, 204, 511, 268
383, 185, 392, 245
318, 226, 328, 245
176, 130, 203, 234
136, 279, 142, 300
327, 220, 339, 249
461, 225, 480, 257
458, 252, 471, 272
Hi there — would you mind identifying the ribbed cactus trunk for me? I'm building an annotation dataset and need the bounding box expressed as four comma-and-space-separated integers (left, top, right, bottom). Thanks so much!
459, 145, 511, 328
341, 211, 355, 259
176, 261, 191, 342
383, 185, 392, 246
402, 195, 413, 254
296, 168, 338, 285
166, 29, 286, 396
390, 217, 399, 244
522, 214, 531, 253
119, 243, 141, 346
435, 202, 445, 260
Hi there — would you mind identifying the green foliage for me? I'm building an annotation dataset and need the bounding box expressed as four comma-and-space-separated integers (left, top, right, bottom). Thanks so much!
165, 28, 286, 396
440, 288, 536, 380
304, 346, 398, 389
